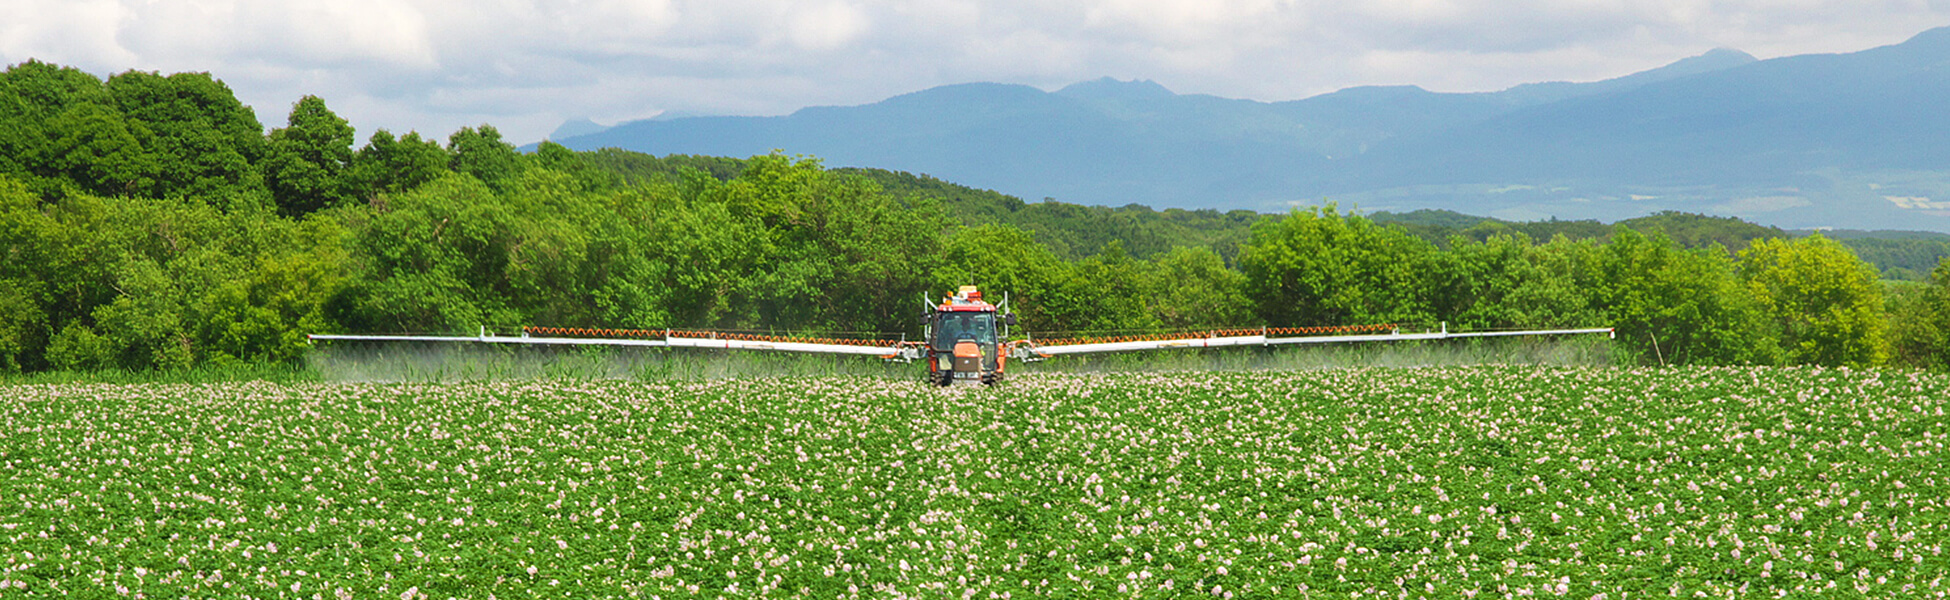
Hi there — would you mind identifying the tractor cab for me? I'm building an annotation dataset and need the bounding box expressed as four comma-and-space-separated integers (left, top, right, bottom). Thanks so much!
924, 286, 1014, 386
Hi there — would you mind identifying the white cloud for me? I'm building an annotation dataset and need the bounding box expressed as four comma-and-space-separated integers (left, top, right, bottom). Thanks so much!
1, 0, 1946, 143
0, 0, 135, 66
788, 2, 872, 50
1083, 0, 1289, 43
115, 0, 437, 71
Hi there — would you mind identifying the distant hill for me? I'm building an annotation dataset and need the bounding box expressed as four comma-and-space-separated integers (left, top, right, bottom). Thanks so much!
575, 149, 1950, 279
1328, 27, 1950, 230
546, 28, 1950, 232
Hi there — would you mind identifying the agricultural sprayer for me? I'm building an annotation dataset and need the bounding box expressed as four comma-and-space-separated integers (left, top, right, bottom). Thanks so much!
311, 285, 1614, 386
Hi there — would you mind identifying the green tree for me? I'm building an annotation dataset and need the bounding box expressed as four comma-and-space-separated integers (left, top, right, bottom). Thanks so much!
0, 281, 39, 372
45, 323, 109, 372
0, 60, 154, 198
707, 154, 949, 334
1581, 228, 1764, 365
186, 210, 348, 365
1, 180, 345, 372
1064, 241, 1162, 334
1886, 259, 1950, 368
1430, 234, 1597, 330
346, 129, 450, 200
1238, 205, 1434, 328
448, 125, 522, 193
1883, 279, 1943, 368
104, 70, 268, 203
331, 173, 520, 334
582, 150, 748, 185
526, 140, 618, 192
91, 257, 195, 370
41, 103, 160, 197
642, 188, 764, 329
1831, 236, 1950, 282
16, 194, 120, 367
1738, 235, 1886, 366
264, 95, 355, 215
1142, 246, 1252, 330
0, 176, 54, 371
931, 224, 1075, 333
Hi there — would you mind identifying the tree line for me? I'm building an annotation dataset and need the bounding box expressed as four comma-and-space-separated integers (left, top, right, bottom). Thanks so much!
3, 60, 1949, 374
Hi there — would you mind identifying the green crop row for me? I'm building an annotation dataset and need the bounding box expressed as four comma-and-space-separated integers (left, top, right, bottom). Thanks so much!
3, 366, 1947, 598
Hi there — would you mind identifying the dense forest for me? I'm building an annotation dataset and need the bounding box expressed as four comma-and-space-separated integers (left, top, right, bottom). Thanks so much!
4, 59, 1950, 375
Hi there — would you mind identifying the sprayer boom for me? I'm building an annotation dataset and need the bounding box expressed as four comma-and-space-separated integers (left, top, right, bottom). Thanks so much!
309, 287, 1616, 384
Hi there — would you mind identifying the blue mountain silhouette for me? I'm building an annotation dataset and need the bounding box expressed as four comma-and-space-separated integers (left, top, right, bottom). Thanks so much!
547, 27, 1950, 231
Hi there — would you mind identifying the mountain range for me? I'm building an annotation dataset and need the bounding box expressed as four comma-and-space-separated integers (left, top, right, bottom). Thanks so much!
544, 27, 1950, 231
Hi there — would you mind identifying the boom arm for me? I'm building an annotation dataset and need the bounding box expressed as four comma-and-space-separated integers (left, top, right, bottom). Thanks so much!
1012, 324, 1615, 359
310, 328, 927, 361
310, 323, 1614, 364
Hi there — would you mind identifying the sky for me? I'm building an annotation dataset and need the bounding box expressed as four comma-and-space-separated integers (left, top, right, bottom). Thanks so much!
4, 0, 1948, 145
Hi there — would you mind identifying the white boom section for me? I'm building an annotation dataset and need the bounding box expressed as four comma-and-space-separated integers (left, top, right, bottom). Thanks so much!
1029, 334, 1269, 355
664, 336, 901, 357
308, 331, 911, 358
1023, 326, 1614, 357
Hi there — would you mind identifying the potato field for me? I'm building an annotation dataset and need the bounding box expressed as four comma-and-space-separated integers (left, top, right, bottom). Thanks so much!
4, 366, 1948, 598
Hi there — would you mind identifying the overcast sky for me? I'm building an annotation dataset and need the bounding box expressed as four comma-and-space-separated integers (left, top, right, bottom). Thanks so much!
4, 0, 1947, 144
